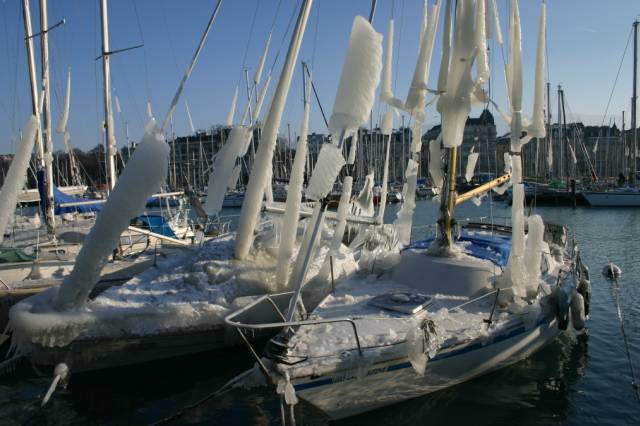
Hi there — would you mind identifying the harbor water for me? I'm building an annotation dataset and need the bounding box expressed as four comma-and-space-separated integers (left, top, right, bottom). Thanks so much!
1, 200, 639, 425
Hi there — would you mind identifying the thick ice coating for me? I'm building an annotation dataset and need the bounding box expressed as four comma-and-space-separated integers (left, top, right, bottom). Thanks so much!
226, 86, 239, 126
203, 126, 251, 216
53, 119, 169, 310
305, 143, 346, 201
381, 110, 394, 136
527, 3, 546, 138
465, 152, 480, 182
328, 16, 383, 138
56, 70, 71, 134
394, 159, 419, 245
276, 86, 311, 289
0, 116, 38, 244
428, 136, 444, 191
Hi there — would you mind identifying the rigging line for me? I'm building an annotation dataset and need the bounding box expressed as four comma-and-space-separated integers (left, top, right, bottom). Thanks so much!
310, 0, 321, 70
238, 0, 260, 85
160, 0, 182, 80
593, 26, 633, 146
393, 0, 405, 93
268, 0, 302, 73
132, 0, 152, 102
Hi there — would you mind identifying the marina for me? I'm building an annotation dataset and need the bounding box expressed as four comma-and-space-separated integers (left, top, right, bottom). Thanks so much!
1, 0, 639, 425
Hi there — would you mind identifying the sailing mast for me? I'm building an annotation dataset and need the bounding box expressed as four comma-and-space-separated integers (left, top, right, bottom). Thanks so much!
39, 0, 56, 235
632, 19, 638, 184
100, 0, 117, 191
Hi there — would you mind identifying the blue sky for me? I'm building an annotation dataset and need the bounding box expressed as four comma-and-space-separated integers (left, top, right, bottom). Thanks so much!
0, 0, 638, 154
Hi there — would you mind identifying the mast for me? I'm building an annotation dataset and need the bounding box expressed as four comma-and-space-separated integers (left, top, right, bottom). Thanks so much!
560, 87, 569, 190
632, 19, 638, 184
546, 81, 551, 180
39, 0, 56, 235
21, 0, 44, 167
100, 0, 117, 191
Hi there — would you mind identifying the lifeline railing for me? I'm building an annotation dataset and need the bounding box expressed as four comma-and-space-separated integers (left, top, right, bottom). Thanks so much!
224, 292, 365, 377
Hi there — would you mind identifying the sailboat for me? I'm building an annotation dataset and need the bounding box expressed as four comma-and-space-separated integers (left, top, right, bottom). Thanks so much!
582, 19, 640, 207
225, 1, 591, 421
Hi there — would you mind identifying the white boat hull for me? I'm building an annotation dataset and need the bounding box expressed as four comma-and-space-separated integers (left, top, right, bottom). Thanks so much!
293, 319, 560, 420
583, 190, 640, 207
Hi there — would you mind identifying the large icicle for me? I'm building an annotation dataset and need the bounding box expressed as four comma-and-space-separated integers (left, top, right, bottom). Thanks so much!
489, 0, 503, 44
436, 0, 452, 94
0, 116, 38, 244
428, 135, 444, 191
275, 81, 311, 290
507, 0, 524, 153
465, 151, 480, 182
380, 19, 396, 104
235, 0, 313, 260
252, 73, 271, 123
203, 126, 251, 216
254, 32, 272, 86
54, 119, 169, 310
394, 159, 419, 246
185, 100, 196, 133
305, 144, 345, 201
527, 3, 546, 139
329, 16, 383, 140
56, 70, 71, 134
437, 0, 476, 148
405, 1, 440, 114
226, 86, 239, 126
377, 111, 393, 223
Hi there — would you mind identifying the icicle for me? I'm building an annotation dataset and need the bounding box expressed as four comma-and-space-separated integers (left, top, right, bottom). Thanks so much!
306, 144, 345, 201
63, 131, 72, 155
275, 82, 311, 290
380, 19, 395, 104
411, 118, 423, 154
328, 16, 383, 139
146, 101, 154, 119
569, 143, 577, 165
592, 140, 598, 154
428, 135, 444, 191
347, 132, 358, 165
508, 0, 523, 153
254, 32, 272, 86
226, 86, 239, 126
227, 164, 242, 190
474, 0, 489, 87
465, 152, 480, 182
524, 214, 544, 283
54, 119, 169, 310
437, 0, 476, 148
114, 95, 122, 114
204, 126, 252, 216
328, 176, 353, 251
378, 111, 393, 223
235, 0, 313, 260
394, 159, 419, 246
56, 70, 71, 134
421, 0, 428, 41
185, 101, 196, 133
405, 2, 441, 114
436, 0, 452, 94
0, 116, 38, 244
527, 3, 546, 138
252, 73, 272, 123
490, 0, 503, 44
353, 171, 375, 217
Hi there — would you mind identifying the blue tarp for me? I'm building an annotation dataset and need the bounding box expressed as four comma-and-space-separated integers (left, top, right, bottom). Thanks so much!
132, 214, 176, 238
37, 169, 103, 215
406, 231, 512, 267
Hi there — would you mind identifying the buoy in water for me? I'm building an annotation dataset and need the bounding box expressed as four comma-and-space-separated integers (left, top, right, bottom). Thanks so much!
602, 263, 622, 279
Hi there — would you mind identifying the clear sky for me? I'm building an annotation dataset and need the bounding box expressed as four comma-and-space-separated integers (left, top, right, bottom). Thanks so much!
0, 0, 638, 155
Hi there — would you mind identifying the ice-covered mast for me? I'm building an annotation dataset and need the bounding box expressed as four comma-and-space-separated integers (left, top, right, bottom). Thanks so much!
100, 0, 117, 191
234, 0, 314, 260
53, 0, 224, 310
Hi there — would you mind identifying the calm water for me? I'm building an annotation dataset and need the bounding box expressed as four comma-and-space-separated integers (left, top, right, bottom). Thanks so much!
2, 200, 640, 425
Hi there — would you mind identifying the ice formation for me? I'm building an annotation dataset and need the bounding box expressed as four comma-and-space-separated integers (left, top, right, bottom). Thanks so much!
394, 159, 419, 246
276, 85, 311, 290
185, 100, 196, 133
146, 102, 154, 119
254, 32, 272, 86
329, 176, 353, 252
524, 214, 544, 285
252, 74, 271, 123
328, 16, 383, 139
380, 20, 400, 107
428, 136, 444, 191
352, 172, 375, 217
203, 126, 251, 216
569, 143, 577, 165
306, 144, 345, 201
234, 1, 312, 260
405, 1, 440, 114
489, 0, 503, 44
227, 164, 242, 190
378, 112, 393, 224
56, 70, 71, 134
53, 119, 169, 310
464, 152, 479, 182
0, 116, 38, 244
527, 3, 546, 138
437, 0, 477, 148
226, 86, 239, 126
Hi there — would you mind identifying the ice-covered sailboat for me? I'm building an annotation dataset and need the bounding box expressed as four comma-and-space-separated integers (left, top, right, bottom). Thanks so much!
225, 1, 592, 421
